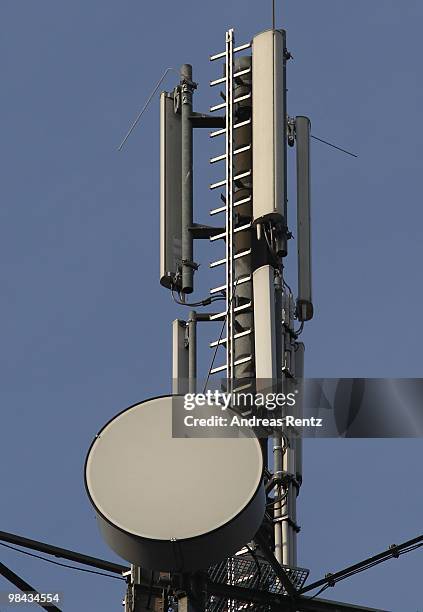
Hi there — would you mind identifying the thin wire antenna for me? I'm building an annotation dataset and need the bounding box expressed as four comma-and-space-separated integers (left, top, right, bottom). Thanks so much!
118, 67, 178, 151
311, 134, 358, 158
272, 0, 276, 30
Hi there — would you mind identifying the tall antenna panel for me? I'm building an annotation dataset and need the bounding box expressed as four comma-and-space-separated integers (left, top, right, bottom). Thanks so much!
252, 29, 287, 225
253, 265, 276, 380
160, 91, 182, 290
296, 116, 313, 321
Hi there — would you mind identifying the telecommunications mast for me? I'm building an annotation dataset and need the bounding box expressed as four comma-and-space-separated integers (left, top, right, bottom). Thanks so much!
84, 14, 391, 612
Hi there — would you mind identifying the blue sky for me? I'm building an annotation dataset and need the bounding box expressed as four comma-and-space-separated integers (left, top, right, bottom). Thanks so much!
0, 1, 422, 610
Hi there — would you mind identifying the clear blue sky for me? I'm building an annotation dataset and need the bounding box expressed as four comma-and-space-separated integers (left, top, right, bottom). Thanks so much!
0, 1, 422, 610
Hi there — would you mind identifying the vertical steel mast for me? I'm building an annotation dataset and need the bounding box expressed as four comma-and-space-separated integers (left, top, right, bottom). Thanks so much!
163, 21, 313, 609
208, 26, 313, 578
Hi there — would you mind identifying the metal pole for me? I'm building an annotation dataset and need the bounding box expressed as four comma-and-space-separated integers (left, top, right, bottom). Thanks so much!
273, 275, 284, 565
181, 64, 195, 294
188, 311, 197, 393
0, 530, 127, 574
293, 341, 305, 564
172, 319, 189, 394
0, 562, 62, 612
294, 342, 305, 487
174, 66, 200, 607
280, 30, 293, 567
283, 439, 296, 566
299, 534, 423, 595
273, 434, 284, 565
281, 293, 298, 567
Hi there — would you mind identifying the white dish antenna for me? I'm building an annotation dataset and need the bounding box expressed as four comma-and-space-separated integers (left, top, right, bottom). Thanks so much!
85, 395, 265, 571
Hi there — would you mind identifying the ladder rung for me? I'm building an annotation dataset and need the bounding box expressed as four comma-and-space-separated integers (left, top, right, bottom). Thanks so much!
210, 222, 252, 242
210, 102, 226, 112
234, 42, 252, 53
235, 248, 252, 260
210, 153, 226, 164
210, 178, 226, 190
209, 301, 252, 320
210, 329, 252, 348
210, 172, 249, 190
209, 195, 252, 216
235, 222, 252, 233
210, 127, 226, 138
234, 170, 251, 182
209, 51, 226, 62
209, 310, 228, 321
210, 363, 226, 374
234, 67, 251, 79
210, 283, 226, 295
234, 301, 252, 314
210, 338, 225, 348
210, 230, 226, 242
209, 42, 251, 62
210, 257, 226, 269
210, 275, 251, 295
210, 248, 251, 268
210, 76, 226, 86
234, 144, 251, 156
210, 354, 253, 375
231, 381, 255, 394
210, 92, 250, 112
235, 355, 253, 368
234, 118, 251, 130
235, 195, 252, 207
210, 67, 251, 87
210, 204, 227, 215
234, 92, 251, 104
209, 119, 251, 139
209, 147, 252, 168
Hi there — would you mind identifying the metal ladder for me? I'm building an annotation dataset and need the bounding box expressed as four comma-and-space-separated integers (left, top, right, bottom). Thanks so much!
208, 29, 253, 383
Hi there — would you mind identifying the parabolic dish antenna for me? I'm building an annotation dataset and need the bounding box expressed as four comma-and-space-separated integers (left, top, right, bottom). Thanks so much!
85, 395, 265, 571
